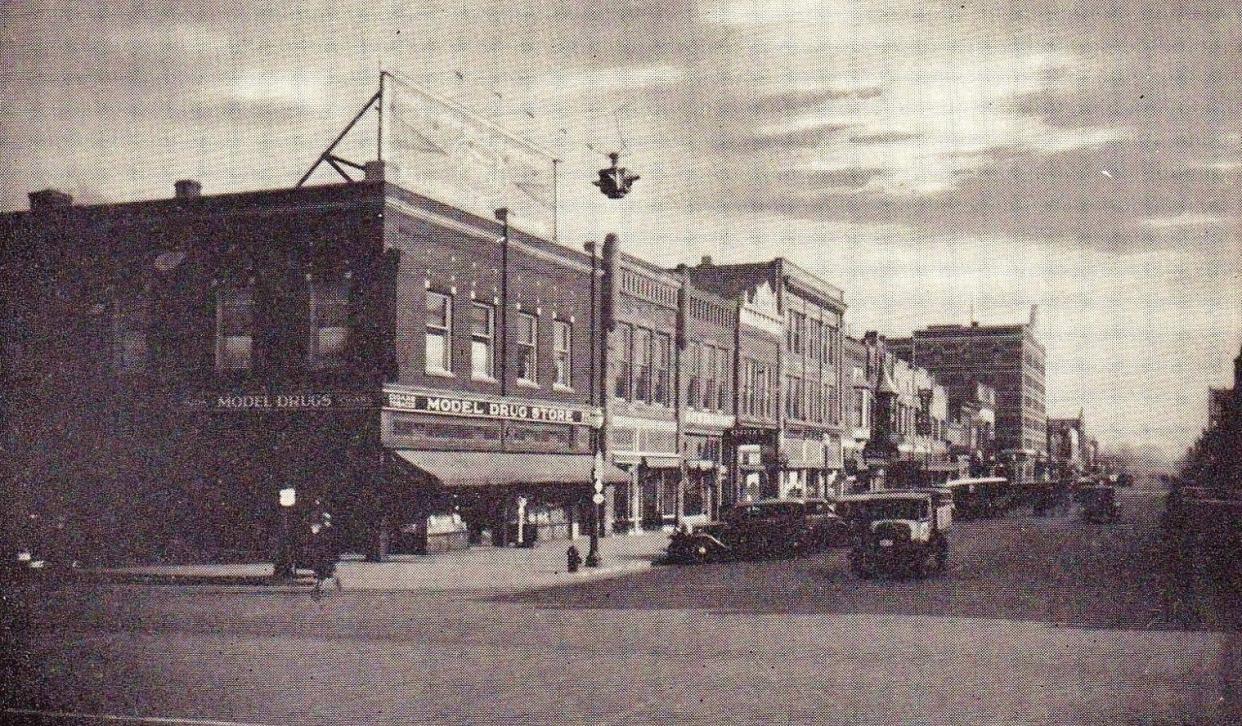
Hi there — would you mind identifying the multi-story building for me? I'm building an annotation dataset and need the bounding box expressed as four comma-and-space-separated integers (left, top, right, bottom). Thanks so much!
604, 248, 683, 533
1, 171, 632, 564
682, 257, 847, 500
843, 335, 873, 489
946, 380, 998, 475
1047, 412, 1089, 478
855, 331, 957, 488
890, 310, 1047, 480
675, 271, 736, 524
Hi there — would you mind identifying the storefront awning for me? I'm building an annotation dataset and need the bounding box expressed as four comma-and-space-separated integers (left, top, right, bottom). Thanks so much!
393, 450, 630, 488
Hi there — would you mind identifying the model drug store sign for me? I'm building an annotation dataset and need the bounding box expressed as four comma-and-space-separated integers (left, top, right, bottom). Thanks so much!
385, 390, 588, 425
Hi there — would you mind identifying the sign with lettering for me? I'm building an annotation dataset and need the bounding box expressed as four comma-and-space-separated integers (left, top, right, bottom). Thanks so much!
184, 393, 374, 412
385, 390, 590, 425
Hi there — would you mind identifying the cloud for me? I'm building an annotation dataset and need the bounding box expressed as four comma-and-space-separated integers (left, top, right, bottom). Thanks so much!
802, 168, 887, 189
848, 131, 921, 144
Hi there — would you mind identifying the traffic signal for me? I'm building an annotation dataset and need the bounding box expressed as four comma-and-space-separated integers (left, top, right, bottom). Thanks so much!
593, 152, 640, 199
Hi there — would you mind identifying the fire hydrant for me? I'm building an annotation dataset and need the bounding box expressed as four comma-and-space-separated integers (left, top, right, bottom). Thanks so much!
566, 544, 582, 573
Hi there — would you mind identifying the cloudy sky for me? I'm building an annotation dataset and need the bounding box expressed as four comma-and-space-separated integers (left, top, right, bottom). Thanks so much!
3, 0, 1239, 457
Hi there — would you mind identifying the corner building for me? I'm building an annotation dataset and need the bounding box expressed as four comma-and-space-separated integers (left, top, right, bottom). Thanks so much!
1, 175, 629, 563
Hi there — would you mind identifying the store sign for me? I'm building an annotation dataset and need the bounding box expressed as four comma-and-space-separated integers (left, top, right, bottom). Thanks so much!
185, 393, 374, 412
385, 390, 588, 425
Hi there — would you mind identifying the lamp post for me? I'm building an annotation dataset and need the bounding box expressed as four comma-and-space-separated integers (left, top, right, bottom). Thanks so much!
587, 451, 604, 567
274, 487, 297, 579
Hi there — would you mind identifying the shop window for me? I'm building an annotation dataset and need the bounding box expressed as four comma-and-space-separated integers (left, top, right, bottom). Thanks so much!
633, 327, 651, 402
113, 294, 149, 374
684, 475, 705, 516
553, 319, 572, 388
470, 303, 495, 380
425, 291, 452, 375
653, 332, 670, 405
613, 323, 632, 400
308, 278, 350, 369
517, 312, 538, 385
215, 283, 254, 371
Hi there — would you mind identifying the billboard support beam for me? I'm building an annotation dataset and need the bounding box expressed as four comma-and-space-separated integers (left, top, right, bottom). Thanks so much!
296, 86, 383, 188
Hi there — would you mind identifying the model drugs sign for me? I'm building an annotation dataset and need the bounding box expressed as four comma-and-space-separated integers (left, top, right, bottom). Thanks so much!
382, 75, 557, 240
385, 390, 586, 425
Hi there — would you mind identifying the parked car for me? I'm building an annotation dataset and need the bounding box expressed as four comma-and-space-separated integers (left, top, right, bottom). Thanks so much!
666, 498, 846, 564
839, 490, 953, 579
1078, 484, 1120, 523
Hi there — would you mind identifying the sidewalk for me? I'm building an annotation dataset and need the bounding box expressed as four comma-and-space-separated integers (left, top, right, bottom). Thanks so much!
81, 531, 672, 593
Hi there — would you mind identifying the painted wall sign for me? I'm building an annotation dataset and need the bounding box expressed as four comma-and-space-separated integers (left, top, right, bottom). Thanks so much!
385, 390, 589, 425
184, 393, 374, 412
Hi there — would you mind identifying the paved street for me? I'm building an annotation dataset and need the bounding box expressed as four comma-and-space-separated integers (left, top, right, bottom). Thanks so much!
4, 483, 1239, 725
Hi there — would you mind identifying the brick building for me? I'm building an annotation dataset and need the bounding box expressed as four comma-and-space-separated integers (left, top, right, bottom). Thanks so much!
1, 174, 630, 563
683, 257, 847, 500
604, 249, 683, 532
674, 269, 736, 524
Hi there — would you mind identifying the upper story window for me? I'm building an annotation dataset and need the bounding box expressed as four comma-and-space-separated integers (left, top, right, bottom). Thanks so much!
470, 303, 495, 380
686, 342, 702, 409
633, 327, 651, 402
425, 291, 452, 375
112, 294, 149, 374
215, 283, 254, 371
652, 332, 670, 405
517, 311, 538, 384
308, 278, 350, 370
714, 345, 728, 411
553, 320, 572, 388
704, 346, 719, 412
613, 323, 632, 400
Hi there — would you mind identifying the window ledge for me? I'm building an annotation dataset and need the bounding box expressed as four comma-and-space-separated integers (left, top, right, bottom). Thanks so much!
517, 379, 541, 389
471, 373, 499, 384
552, 383, 575, 393
426, 368, 456, 379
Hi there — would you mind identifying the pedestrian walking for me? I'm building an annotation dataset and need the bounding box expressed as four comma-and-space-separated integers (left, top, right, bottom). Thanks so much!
307, 510, 341, 600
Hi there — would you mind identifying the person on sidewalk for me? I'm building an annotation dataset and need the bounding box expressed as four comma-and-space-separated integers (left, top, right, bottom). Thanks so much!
307, 509, 341, 600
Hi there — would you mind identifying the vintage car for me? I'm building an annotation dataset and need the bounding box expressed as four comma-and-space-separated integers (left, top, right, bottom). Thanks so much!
839, 490, 953, 579
666, 498, 847, 564
1078, 484, 1121, 523
941, 476, 1009, 519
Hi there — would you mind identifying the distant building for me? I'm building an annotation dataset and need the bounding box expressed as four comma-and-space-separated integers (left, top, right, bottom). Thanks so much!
1047, 413, 1089, 477
891, 311, 1047, 480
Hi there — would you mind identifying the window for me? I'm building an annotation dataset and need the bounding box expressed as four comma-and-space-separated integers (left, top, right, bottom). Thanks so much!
216, 283, 254, 371
790, 312, 805, 355
309, 279, 350, 369
553, 320, 572, 388
710, 345, 720, 409
425, 291, 452, 374
113, 295, 149, 373
810, 319, 822, 361
633, 327, 651, 402
614, 323, 632, 399
686, 342, 701, 409
715, 346, 728, 412
653, 333, 670, 405
517, 312, 538, 384
470, 303, 495, 379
